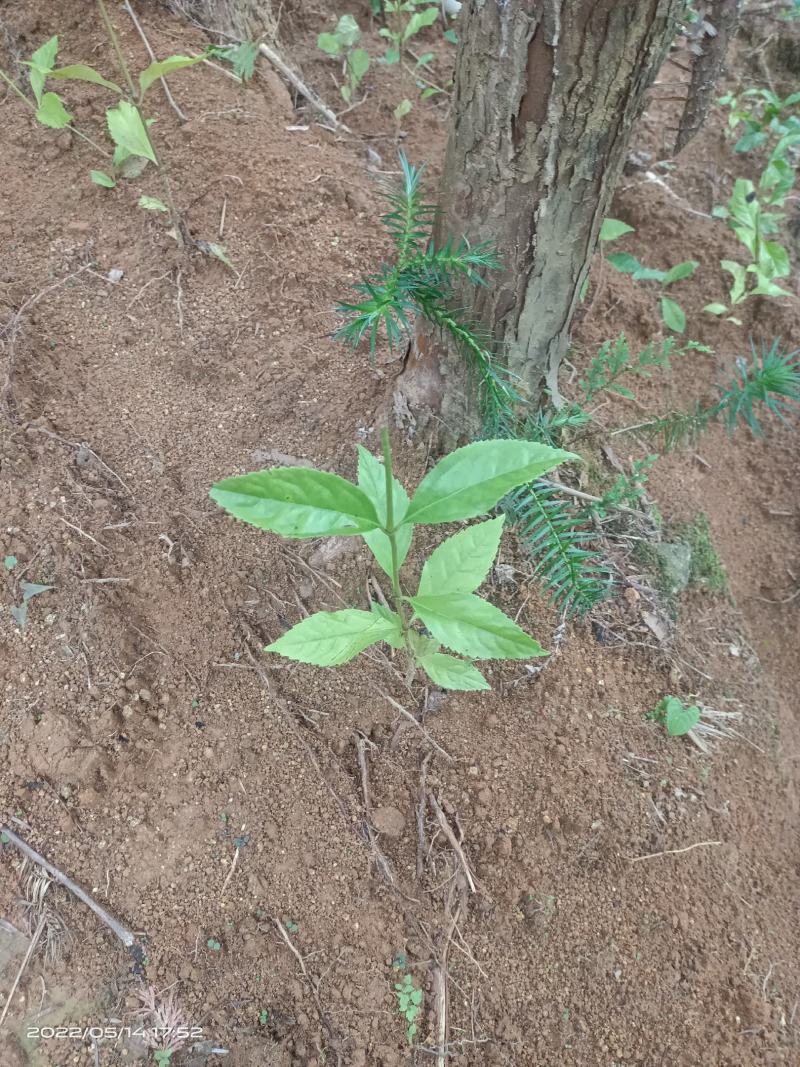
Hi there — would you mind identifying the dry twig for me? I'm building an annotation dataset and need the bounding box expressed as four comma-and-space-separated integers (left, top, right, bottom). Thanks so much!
0, 825, 135, 947
122, 1, 188, 122
630, 839, 723, 863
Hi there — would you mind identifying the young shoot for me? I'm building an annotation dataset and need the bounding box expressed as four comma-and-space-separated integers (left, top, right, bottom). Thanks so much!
210, 435, 575, 691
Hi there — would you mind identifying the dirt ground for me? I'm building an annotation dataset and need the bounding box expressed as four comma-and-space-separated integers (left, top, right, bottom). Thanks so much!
1, 3, 799, 1066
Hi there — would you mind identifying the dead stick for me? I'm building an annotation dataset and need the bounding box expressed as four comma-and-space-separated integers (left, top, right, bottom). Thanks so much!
257, 43, 350, 133
630, 840, 722, 863
379, 690, 453, 763
356, 736, 395, 886
0, 915, 44, 1029
416, 753, 431, 881
220, 846, 240, 898
0, 826, 135, 947
427, 796, 477, 893
122, 1, 188, 122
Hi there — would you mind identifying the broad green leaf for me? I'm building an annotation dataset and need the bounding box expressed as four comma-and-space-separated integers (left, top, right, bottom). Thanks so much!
598, 218, 634, 242
606, 251, 642, 274
660, 296, 686, 333
703, 303, 728, 315
265, 608, 395, 665
340, 84, 352, 103
357, 444, 412, 578
631, 265, 667, 283
403, 6, 439, 40
91, 170, 116, 188
370, 602, 404, 648
418, 516, 504, 596
384, 47, 401, 65
317, 33, 341, 56
408, 593, 547, 660
3, 555, 17, 570
349, 48, 370, 82
107, 101, 156, 163
50, 64, 122, 94
761, 240, 790, 277
721, 260, 747, 303
210, 467, 379, 538
35, 92, 72, 128
662, 260, 698, 286
138, 195, 168, 212
418, 653, 489, 691
139, 54, 204, 98
750, 278, 790, 298
335, 14, 361, 47
663, 697, 700, 737
443, 28, 458, 44
405, 440, 575, 525
394, 98, 412, 120
28, 36, 59, 103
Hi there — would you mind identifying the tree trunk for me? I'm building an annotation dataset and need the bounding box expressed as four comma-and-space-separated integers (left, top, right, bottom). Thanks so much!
398, 0, 685, 433
675, 1, 742, 154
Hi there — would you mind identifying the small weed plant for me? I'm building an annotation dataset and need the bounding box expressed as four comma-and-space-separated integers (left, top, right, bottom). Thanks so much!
393, 971, 423, 1044
647, 695, 700, 737
211, 434, 573, 690
601, 220, 698, 333
317, 16, 371, 103
705, 179, 792, 321
17, 7, 203, 199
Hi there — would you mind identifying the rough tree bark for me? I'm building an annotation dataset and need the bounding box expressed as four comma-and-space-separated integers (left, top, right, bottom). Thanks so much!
397, 0, 686, 435
676, 1, 742, 154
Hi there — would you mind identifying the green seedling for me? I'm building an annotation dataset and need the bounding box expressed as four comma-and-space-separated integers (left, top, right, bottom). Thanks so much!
647, 695, 700, 737
705, 178, 792, 320
380, 0, 439, 64
18, 16, 203, 199
378, 0, 450, 106
317, 16, 371, 103
208, 40, 259, 81
720, 87, 800, 158
211, 435, 574, 690
580, 333, 709, 404
596, 455, 658, 517
605, 237, 698, 333
153, 1052, 174, 1067
622, 338, 800, 450
393, 972, 422, 1045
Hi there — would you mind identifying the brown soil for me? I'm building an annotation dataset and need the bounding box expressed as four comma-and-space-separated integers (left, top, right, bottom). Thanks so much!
1, 4, 799, 1067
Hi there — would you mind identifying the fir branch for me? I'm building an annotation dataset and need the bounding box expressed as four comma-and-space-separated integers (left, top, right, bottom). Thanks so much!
504, 482, 609, 615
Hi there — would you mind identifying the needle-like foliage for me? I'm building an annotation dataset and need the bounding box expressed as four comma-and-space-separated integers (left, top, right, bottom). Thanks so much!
631, 337, 800, 449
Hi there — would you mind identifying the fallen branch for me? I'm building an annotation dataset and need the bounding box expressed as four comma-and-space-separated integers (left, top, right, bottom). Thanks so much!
0, 825, 135, 947
258, 42, 350, 133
